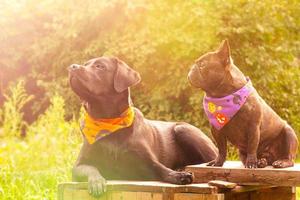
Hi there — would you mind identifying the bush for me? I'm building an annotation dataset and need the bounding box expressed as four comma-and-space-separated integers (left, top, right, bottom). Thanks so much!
0, 80, 33, 137
1, 0, 299, 157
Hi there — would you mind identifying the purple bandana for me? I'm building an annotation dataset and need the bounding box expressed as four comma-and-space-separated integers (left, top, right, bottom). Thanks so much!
203, 78, 254, 130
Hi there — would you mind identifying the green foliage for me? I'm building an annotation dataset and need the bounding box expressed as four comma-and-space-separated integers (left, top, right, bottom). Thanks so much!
0, 80, 34, 137
214, 0, 300, 127
1, 0, 299, 135
0, 94, 81, 200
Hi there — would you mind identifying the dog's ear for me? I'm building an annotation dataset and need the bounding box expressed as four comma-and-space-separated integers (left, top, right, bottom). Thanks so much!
216, 39, 231, 67
113, 58, 141, 93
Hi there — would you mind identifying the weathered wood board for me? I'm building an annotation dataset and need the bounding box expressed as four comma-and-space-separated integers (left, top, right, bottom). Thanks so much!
59, 161, 299, 200
224, 186, 296, 200
58, 181, 223, 200
185, 161, 300, 186
58, 181, 219, 194
208, 180, 237, 189
58, 180, 295, 200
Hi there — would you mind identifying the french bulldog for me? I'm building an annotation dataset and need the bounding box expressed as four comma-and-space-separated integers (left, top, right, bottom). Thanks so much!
188, 40, 298, 169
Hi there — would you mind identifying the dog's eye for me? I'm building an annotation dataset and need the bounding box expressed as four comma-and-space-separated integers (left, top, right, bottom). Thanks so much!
95, 64, 106, 70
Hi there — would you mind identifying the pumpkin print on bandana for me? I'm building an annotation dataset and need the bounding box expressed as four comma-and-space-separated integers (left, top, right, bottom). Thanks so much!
203, 77, 254, 130
215, 113, 228, 125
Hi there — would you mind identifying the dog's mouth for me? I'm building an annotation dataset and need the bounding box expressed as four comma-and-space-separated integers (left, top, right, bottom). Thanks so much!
69, 74, 93, 100
188, 65, 204, 88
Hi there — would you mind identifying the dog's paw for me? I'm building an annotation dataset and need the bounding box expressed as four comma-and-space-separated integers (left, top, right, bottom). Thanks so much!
207, 157, 225, 167
245, 154, 257, 168
165, 171, 194, 185
88, 176, 107, 198
272, 159, 294, 168
257, 158, 268, 168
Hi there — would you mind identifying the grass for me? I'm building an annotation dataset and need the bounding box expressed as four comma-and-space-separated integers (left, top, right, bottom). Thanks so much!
0, 95, 82, 199
0, 137, 79, 199
0, 131, 81, 199
0, 121, 81, 200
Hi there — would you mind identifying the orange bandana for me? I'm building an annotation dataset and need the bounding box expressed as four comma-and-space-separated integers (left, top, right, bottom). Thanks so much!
81, 107, 135, 144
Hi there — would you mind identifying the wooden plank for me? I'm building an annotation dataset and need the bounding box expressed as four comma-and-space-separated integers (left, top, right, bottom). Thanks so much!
136, 192, 156, 200
58, 182, 64, 200
110, 192, 122, 200
251, 187, 296, 200
174, 193, 224, 200
58, 181, 218, 195
185, 161, 300, 186
122, 192, 137, 200
162, 192, 174, 200
151, 193, 163, 200
228, 185, 275, 193
224, 186, 296, 200
208, 180, 237, 189
60, 191, 163, 200
63, 189, 109, 200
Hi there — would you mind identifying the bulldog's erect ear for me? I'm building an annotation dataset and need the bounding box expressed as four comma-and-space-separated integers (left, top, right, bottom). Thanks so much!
216, 39, 231, 67
113, 58, 141, 93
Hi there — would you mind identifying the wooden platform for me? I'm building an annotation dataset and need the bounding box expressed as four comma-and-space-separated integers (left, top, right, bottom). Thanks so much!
58, 161, 299, 200
58, 181, 296, 200
58, 181, 223, 200
185, 161, 300, 186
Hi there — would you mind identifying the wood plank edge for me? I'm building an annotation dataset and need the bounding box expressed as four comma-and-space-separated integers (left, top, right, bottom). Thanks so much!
58, 182, 219, 194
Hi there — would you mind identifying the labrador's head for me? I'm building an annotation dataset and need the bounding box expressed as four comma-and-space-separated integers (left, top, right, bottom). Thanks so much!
68, 57, 141, 101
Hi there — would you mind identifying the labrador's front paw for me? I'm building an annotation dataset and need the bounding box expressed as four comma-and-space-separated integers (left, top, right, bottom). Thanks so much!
88, 175, 107, 198
164, 171, 194, 185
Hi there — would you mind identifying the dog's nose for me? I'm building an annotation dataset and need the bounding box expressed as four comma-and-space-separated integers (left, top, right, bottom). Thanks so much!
69, 64, 81, 71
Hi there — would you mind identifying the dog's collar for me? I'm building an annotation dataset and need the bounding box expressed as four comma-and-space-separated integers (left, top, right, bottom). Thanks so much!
203, 77, 254, 130
80, 106, 135, 144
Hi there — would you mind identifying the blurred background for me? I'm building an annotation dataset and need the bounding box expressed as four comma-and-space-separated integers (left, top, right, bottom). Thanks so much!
0, 0, 299, 199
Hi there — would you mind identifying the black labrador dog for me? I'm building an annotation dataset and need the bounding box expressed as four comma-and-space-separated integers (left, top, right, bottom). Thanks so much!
68, 57, 217, 198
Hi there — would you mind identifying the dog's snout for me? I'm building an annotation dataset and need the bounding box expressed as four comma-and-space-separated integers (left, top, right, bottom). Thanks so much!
188, 65, 196, 76
69, 64, 81, 71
